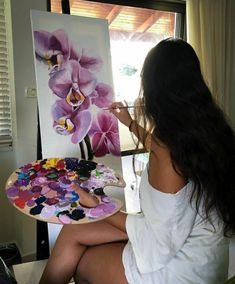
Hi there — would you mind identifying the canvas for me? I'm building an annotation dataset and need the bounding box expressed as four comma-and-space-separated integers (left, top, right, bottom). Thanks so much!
30, 10, 122, 174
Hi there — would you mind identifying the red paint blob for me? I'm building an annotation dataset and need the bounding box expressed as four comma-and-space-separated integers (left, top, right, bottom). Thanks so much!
14, 198, 26, 209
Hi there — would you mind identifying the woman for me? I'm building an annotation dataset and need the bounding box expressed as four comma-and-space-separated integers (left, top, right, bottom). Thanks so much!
39, 38, 235, 284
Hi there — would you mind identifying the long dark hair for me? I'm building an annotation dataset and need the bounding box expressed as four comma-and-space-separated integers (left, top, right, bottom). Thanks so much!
134, 38, 235, 235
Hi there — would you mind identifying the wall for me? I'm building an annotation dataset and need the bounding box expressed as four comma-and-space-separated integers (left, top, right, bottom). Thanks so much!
0, 0, 46, 258
0, 151, 17, 243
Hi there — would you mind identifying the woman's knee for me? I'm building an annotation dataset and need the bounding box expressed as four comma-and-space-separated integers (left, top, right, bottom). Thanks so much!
75, 243, 128, 284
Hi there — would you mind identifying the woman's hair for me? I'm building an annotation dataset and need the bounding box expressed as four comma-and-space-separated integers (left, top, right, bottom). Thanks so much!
134, 37, 235, 236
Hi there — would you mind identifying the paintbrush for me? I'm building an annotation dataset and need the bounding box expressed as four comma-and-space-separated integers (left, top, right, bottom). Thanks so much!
102, 105, 144, 110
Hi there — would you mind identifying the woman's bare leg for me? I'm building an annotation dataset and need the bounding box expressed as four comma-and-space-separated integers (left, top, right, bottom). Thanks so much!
39, 221, 128, 284
75, 242, 128, 284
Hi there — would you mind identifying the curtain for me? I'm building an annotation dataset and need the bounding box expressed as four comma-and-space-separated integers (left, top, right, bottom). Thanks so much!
186, 0, 235, 114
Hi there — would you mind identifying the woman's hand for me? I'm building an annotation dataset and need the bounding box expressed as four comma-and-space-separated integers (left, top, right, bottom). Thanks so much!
72, 183, 99, 208
109, 101, 133, 128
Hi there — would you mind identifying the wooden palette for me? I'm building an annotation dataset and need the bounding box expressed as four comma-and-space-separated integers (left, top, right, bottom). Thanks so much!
5, 157, 125, 224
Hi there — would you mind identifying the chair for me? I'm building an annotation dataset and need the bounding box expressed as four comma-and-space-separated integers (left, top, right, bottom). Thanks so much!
0, 257, 17, 284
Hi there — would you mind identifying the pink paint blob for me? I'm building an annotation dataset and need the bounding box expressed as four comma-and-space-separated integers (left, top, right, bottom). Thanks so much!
58, 214, 72, 224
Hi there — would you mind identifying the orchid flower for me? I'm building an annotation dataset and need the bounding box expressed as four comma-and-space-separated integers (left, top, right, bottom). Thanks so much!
70, 44, 103, 72
51, 99, 92, 144
89, 112, 121, 157
90, 83, 114, 108
48, 60, 97, 108
34, 29, 70, 68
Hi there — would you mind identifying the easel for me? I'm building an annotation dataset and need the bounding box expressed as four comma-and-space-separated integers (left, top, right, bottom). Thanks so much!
36, 0, 71, 261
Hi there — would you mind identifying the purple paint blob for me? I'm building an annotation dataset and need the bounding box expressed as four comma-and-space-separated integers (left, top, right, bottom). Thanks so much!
6, 158, 122, 224
88, 202, 117, 218
31, 177, 47, 186
101, 203, 116, 213
19, 190, 33, 202
30, 186, 42, 193
44, 198, 59, 205
48, 182, 63, 192
27, 199, 35, 207
40, 205, 56, 219
6, 186, 19, 198
101, 195, 111, 203
41, 185, 51, 195
89, 207, 104, 217
59, 177, 72, 187
14, 179, 29, 186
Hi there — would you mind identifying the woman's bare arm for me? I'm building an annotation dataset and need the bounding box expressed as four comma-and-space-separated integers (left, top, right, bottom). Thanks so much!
109, 101, 150, 147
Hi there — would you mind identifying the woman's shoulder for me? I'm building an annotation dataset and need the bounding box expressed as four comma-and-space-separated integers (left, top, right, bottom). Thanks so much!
148, 146, 187, 195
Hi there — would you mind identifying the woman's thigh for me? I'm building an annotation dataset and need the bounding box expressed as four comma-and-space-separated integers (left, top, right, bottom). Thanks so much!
75, 242, 128, 284
58, 220, 128, 246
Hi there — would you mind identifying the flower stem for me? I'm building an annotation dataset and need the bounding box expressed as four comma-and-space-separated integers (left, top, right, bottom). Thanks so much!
84, 134, 94, 161
79, 141, 86, 160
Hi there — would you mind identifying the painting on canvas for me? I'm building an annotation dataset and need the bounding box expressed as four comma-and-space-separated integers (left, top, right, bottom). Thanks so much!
30, 10, 122, 173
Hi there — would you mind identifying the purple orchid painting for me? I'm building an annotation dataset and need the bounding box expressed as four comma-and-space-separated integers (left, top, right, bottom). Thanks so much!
33, 26, 121, 158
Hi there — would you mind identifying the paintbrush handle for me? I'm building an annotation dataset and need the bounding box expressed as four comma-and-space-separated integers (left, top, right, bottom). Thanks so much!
103, 105, 143, 110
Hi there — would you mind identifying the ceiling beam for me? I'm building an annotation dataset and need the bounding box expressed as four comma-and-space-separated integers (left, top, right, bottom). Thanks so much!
136, 11, 163, 33
69, 0, 75, 9
105, 5, 122, 24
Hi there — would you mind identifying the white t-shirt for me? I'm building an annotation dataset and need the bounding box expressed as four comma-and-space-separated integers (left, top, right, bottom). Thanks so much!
122, 166, 229, 284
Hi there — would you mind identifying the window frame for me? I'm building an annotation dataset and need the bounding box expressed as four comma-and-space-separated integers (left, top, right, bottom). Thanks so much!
82, 0, 186, 155
48, 0, 186, 156
82, 0, 186, 14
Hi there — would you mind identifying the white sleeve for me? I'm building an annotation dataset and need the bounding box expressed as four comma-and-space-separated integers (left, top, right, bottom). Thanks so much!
126, 208, 195, 274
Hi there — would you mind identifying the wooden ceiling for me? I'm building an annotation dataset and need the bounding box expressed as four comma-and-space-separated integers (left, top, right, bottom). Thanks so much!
50, 0, 175, 37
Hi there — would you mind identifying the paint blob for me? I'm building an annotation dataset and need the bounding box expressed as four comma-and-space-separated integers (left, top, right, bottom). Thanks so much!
5, 157, 123, 224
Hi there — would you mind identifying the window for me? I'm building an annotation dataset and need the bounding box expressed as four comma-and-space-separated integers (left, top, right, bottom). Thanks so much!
0, 0, 12, 148
50, 0, 185, 152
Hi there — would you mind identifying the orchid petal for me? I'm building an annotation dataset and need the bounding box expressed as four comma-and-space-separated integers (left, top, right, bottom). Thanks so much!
71, 110, 92, 144
80, 48, 103, 71
89, 118, 102, 136
34, 30, 70, 67
79, 97, 91, 111
90, 90, 98, 102
89, 112, 121, 157
34, 30, 52, 58
93, 83, 114, 108
69, 42, 81, 61
91, 133, 108, 157
109, 116, 119, 133
97, 112, 112, 132
51, 100, 73, 121
78, 66, 97, 96
50, 29, 70, 61
106, 132, 121, 156
49, 68, 72, 98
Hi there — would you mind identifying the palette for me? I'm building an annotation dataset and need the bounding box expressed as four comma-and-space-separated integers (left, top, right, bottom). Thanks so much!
5, 158, 125, 224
